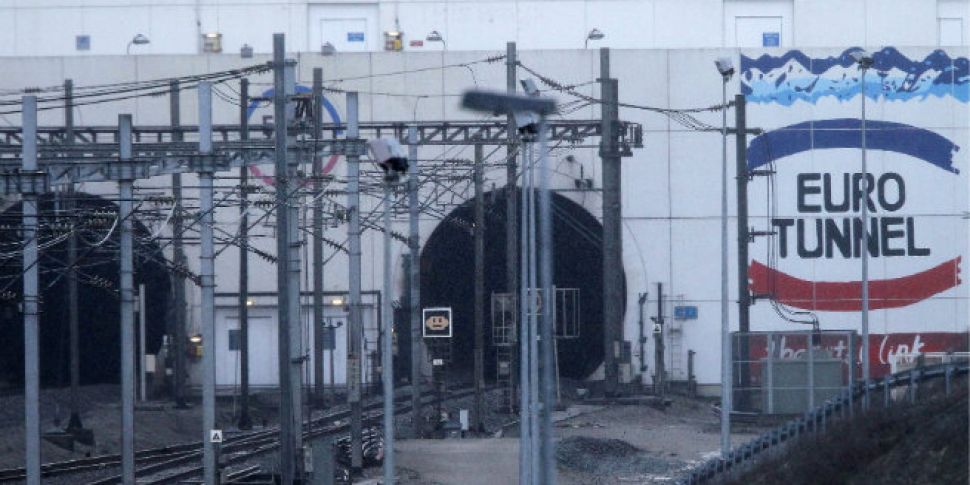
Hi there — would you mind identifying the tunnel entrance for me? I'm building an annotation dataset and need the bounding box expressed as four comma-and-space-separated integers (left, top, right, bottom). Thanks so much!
0, 193, 171, 388
420, 188, 623, 384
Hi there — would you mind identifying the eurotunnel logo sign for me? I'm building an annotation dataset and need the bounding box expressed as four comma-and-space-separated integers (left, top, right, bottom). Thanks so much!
745, 119, 963, 312
423, 307, 453, 338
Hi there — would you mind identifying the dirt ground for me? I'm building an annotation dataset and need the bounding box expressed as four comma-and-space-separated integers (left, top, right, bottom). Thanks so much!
387, 394, 766, 485
1, 385, 765, 484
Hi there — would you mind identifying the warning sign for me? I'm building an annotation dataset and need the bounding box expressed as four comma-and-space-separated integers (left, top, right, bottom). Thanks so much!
210, 429, 223, 443
423, 307, 453, 338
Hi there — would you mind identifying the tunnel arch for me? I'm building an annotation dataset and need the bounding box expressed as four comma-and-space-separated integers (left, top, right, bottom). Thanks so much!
0, 192, 171, 388
419, 188, 626, 383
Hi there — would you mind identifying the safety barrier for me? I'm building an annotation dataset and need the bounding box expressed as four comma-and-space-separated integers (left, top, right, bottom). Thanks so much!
683, 360, 969, 484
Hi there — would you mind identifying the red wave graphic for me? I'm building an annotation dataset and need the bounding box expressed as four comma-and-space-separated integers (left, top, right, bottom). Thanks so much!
749, 257, 962, 311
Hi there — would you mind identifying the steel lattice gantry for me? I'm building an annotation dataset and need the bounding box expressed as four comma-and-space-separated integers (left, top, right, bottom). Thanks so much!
0, 119, 642, 193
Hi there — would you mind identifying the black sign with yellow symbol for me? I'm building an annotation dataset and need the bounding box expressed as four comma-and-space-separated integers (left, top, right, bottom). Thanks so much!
422, 307, 453, 338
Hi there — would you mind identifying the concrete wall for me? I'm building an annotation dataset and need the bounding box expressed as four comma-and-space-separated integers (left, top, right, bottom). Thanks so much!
1, 43, 967, 387
0, 0, 967, 57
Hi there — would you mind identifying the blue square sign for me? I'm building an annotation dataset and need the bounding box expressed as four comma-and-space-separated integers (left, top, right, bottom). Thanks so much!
762, 32, 780, 47
347, 32, 365, 42
674, 305, 698, 320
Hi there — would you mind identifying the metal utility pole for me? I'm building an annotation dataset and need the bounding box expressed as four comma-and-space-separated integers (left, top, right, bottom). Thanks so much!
345, 91, 364, 474
238, 78, 253, 430
283, 58, 304, 478
118, 113, 136, 485
600, 47, 623, 397
198, 82, 219, 485
734, 94, 751, 412
273, 33, 297, 485
22, 95, 41, 485
653, 283, 665, 399
139, 283, 147, 402
64, 79, 84, 431
473, 143, 485, 432
860, 62, 871, 410
407, 126, 423, 439
719, 68, 732, 459
517, 138, 532, 485
527, 142, 540, 483
537, 116, 557, 485
505, 42, 519, 409
312, 68, 326, 407
637, 292, 647, 381
170, 80, 188, 409
381, 175, 396, 485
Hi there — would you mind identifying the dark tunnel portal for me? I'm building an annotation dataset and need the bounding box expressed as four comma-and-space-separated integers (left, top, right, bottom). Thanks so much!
420, 189, 624, 384
0, 193, 171, 389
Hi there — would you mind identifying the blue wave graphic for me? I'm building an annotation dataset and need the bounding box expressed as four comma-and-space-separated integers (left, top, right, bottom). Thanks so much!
741, 47, 969, 105
748, 119, 960, 174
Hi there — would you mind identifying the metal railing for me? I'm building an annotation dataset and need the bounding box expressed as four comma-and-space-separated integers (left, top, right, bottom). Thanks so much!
684, 359, 969, 484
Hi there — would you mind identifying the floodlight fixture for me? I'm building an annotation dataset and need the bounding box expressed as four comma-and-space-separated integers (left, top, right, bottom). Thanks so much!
715, 57, 735, 79
585, 28, 605, 48
321, 42, 337, 56
848, 48, 874, 69
127, 34, 150, 55
426, 30, 447, 50
368, 138, 409, 182
520, 78, 540, 97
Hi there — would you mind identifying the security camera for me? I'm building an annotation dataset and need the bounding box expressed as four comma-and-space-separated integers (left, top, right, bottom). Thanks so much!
367, 138, 409, 182
714, 57, 735, 78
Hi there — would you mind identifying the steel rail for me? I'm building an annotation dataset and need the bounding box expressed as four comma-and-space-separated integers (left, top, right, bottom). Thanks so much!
132, 388, 477, 485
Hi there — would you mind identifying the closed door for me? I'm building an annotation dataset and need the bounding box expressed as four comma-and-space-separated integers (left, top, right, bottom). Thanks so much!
321, 18, 370, 52
223, 316, 277, 386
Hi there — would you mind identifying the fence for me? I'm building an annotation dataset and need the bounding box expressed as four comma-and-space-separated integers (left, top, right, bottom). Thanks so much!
684, 359, 969, 484
731, 331, 859, 414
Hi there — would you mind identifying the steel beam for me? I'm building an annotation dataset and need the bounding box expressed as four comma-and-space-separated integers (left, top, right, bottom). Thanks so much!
198, 82, 219, 485
407, 126, 423, 439
118, 113, 136, 485
22, 95, 41, 485
346, 91, 364, 474
273, 33, 297, 485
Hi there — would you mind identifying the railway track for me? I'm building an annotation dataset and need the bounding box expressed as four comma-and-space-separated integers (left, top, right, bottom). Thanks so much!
0, 387, 474, 484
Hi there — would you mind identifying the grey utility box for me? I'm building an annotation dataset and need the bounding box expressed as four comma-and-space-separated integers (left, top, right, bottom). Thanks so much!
762, 349, 843, 414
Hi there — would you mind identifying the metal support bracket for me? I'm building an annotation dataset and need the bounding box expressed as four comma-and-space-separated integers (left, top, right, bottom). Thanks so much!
2, 169, 48, 195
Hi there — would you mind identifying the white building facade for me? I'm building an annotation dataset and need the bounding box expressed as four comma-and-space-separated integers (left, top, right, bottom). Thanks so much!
0, 0, 967, 57
0, 0, 968, 396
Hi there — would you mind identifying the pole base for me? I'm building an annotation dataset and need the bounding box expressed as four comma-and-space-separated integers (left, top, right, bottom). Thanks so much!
237, 413, 253, 431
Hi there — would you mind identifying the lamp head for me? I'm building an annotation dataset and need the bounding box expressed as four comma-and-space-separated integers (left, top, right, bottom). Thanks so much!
426, 30, 444, 43
321, 42, 336, 56
520, 78, 540, 97
848, 48, 874, 68
715, 57, 735, 79
367, 138, 409, 182
131, 34, 150, 45
587, 28, 605, 41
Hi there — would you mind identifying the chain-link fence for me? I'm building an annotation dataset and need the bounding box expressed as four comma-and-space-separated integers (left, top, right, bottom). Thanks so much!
732, 330, 860, 414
